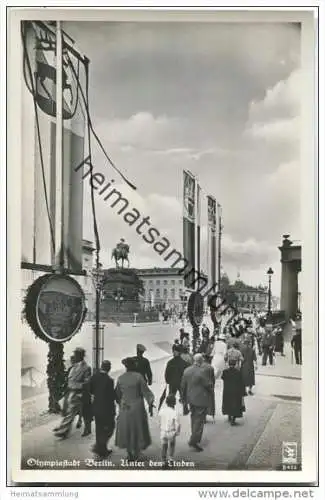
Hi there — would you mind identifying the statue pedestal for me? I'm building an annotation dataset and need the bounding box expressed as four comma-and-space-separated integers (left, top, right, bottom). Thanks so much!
100, 268, 159, 323
100, 268, 146, 323
100, 268, 159, 324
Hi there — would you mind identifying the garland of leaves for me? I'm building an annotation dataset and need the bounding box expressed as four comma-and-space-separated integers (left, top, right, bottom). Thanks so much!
47, 342, 66, 413
23, 274, 87, 413
187, 292, 204, 354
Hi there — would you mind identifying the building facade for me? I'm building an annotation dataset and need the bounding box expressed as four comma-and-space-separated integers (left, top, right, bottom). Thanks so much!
135, 268, 187, 311
230, 281, 269, 312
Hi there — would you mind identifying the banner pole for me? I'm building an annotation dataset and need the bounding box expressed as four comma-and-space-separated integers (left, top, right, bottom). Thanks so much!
54, 21, 63, 270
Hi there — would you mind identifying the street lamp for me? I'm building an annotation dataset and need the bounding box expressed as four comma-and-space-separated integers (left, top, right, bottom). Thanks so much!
266, 267, 274, 318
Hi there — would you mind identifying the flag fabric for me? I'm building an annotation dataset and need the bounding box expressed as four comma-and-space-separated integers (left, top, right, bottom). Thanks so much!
21, 21, 86, 271
207, 195, 217, 292
183, 171, 196, 289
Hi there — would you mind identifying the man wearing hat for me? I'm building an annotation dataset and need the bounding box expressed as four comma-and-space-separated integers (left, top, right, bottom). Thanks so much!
261, 324, 276, 366
164, 344, 190, 399
53, 347, 92, 439
133, 344, 153, 386
90, 360, 116, 458
181, 353, 214, 451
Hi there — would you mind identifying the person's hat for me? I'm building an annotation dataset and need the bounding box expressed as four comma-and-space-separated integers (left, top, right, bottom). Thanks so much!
136, 344, 146, 352
74, 347, 85, 354
122, 357, 137, 370
101, 360, 111, 371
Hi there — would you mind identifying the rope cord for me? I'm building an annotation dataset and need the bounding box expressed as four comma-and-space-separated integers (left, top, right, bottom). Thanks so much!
84, 58, 101, 262
65, 52, 137, 191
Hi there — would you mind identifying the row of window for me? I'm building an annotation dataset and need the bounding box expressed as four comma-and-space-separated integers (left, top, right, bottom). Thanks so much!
237, 295, 266, 302
144, 279, 183, 286
146, 288, 182, 298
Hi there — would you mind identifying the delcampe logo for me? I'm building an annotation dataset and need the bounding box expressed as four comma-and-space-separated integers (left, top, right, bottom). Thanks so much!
282, 442, 298, 464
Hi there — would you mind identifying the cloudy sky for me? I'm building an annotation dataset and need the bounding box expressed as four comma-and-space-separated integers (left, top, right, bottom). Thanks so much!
66, 20, 301, 297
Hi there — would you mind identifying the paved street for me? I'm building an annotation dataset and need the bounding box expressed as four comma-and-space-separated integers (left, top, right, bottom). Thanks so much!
21, 321, 301, 471
21, 319, 186, 428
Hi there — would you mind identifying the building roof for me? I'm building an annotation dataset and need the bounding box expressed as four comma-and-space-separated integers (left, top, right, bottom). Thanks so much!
134, 267, 208, 279
132, 267, 184, 276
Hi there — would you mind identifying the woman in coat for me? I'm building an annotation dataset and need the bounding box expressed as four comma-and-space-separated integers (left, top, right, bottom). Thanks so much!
221, 358, 246, 425
115, 357, 154, 460
240, 338, 257, 395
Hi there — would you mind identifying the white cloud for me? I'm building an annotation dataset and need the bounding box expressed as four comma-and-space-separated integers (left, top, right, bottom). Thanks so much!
245, 69, 301, 148
249, 69, 301, 121
222, 235, 277, 269
247, 116, 300, 144
97, 112, 181, 150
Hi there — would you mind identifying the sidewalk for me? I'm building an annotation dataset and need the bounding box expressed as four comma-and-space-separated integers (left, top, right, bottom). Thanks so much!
21, 352, 301, 472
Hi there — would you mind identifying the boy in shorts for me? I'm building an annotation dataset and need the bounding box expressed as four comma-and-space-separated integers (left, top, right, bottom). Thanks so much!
159, 394, 181, 468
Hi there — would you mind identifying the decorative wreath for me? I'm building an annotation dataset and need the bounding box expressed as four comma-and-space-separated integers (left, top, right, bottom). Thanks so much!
187, 291, 204, 327
22, 273, 87, 343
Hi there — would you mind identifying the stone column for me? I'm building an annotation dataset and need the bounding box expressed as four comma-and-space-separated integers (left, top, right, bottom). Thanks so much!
287, 263, 298, 319
280, 261, 298, 319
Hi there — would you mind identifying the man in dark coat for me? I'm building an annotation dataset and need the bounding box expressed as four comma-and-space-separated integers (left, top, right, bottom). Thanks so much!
164, 344, 189, 399
202, 354, 216, 419
90, 360, 116, 458
181, 353, 214, 451
291, 331, 302, 365
198, 330, 210, 357
261, 325, 275, 366
222, 358, 246, 425
134, 344, 152, 385
274, 327, 285, 356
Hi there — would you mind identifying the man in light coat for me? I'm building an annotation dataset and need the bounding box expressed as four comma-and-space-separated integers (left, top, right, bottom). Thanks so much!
181, 353, 214, 451
53, 347, 91, 439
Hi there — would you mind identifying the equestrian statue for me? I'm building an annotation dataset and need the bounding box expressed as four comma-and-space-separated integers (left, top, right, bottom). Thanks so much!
112, 238, 130, 269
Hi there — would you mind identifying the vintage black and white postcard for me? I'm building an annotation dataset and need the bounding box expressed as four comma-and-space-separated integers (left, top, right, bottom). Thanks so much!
7, 7, 318, 485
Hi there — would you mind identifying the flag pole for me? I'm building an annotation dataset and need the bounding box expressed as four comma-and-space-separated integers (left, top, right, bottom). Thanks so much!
54, 20, 63, 270
47, 21, 65, 413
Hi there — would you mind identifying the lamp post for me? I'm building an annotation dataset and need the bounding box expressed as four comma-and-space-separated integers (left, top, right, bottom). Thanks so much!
90, 267, 104, 371
267, 267, 274, 318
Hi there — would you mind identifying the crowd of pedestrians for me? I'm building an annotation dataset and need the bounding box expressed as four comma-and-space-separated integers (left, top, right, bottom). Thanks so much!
52, 310, 301, 468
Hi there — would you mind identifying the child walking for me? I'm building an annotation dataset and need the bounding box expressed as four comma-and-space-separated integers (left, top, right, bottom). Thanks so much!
159, 394, 181, 468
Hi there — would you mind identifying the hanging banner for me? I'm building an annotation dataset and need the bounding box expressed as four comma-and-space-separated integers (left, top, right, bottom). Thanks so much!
21, 21, 86, 271
183, 170, 196, 289
207, 195, 217, 292
23, 274, 86, 343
